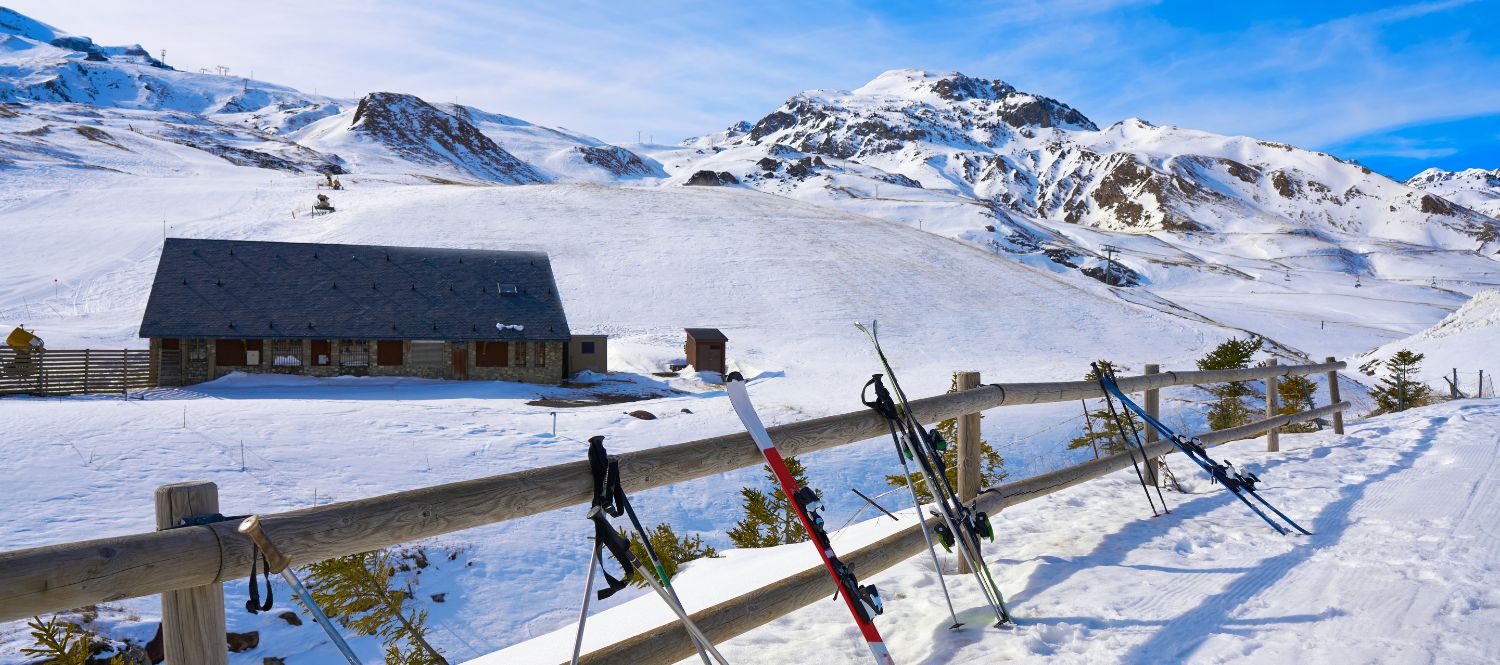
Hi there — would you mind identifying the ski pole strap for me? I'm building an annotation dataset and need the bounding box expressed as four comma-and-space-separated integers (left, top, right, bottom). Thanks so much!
586, 436, 635, 600
244, 547, 274, 613
861, 374, 900, 420
589, 507, 635, 600
588, 436, 627, 519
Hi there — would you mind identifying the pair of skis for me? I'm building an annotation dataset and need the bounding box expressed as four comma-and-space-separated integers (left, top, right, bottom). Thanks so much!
726, 373, 896, 665
1095, 369, 1311, 536
856, 322, 1013, 628
570, 436, 727, 665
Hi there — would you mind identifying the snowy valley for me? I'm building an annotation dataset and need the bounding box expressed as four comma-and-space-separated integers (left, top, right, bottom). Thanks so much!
2, 7, 1499, 665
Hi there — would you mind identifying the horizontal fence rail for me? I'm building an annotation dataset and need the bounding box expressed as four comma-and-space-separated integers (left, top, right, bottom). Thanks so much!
580, 400, 1350, 664
0, 349, 153, 396
0, 361, 1345, 623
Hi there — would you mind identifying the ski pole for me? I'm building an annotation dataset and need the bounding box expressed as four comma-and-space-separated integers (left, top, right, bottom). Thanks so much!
570, 542, 601, 665
237, 516, 364, 665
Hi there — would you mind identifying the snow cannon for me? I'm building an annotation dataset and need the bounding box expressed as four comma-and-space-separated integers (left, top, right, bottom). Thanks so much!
5, 326, 43, 349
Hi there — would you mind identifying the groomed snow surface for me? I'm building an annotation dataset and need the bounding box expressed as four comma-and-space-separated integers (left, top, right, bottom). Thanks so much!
484, 398, 1500, 664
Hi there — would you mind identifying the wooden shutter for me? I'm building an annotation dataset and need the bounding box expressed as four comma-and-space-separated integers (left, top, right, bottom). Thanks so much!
377, 340, 404, 366
215, 339, 247, 366
311, 340, 331, 366
476, 341, 509, 367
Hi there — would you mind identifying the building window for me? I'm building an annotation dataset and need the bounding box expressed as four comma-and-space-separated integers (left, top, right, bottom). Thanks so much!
215, 339, 261, 366
271, 340, 302, 366
311, 340, 332, 366
516, 342, 528, 367
376, 340, 404, 366
185, 339, 208, 362
581, 341, 596, 354
535, 343, 546, 367
410, 341, 445, 366
340, 340, 369, 367
476, 341, 509, 367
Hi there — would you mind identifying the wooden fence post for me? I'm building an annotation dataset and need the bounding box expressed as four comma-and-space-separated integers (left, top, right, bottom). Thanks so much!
1142, 364, 1160, 485
1326, 356, 1344, 434
1266, 358, 1280, 452
155, 482, 228, 665
955, 371, 982, 575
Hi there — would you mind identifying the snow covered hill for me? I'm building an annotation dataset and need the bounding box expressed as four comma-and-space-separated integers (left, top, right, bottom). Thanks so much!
1409, 167, 1500, 219
1354, 289, 1500, 396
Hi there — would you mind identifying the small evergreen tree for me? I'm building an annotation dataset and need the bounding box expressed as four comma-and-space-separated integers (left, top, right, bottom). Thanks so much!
1371, 350, 1431, 413
1277, 374, 1320, 432
728, 458, 814, 548
885, 373, 1008, 501
22, 615, 122, 665
1068, 361, 1145, 457
1198, 336, 1264, 430
303, 549, 447, 664
621, 522, 719, 587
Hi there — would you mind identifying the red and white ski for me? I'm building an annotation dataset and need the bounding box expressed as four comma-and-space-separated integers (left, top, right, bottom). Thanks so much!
725, 372, 896, 665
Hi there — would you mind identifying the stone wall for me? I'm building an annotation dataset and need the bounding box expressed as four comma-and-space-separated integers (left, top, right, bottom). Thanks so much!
161, 338, 565, 385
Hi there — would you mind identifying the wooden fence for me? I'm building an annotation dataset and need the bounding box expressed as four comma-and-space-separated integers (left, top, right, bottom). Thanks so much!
0, 358, 1350, 664
0, 348, 155, 396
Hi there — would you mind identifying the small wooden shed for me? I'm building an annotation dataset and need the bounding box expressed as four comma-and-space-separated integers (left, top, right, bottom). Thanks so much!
684, 328, 728, 374
566, 334, 608, 375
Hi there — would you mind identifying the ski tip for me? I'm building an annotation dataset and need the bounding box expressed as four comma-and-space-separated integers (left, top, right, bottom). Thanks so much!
725, 371, 744, 382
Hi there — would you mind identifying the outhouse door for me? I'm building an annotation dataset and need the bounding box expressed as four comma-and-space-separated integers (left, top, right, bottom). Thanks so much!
699, 342, 723, 373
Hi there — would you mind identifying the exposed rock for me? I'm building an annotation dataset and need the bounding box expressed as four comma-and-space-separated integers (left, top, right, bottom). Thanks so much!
263, 658, 286, 665
226, 630, 259, 653
431, 592, 447, 603
627, 410, 657, 420
684, 170, 738, 186
278, 611, 302, 626
350, 92, 546, 184
1420, 194, 1455, 215
574, 145, 654, 177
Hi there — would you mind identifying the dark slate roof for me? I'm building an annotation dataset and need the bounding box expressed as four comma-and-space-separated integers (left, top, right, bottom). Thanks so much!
684, 327, 728, 341
140, 239, 570, 341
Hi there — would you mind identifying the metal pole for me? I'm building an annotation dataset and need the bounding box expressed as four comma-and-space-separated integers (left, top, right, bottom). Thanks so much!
237, 516, 363, 665
1143, 364, 1160, 484
570, 544, 600, 665
1266, 359, 1279, 452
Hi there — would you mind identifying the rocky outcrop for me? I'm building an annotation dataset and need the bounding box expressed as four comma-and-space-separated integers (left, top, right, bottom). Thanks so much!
349, 92, 545, 184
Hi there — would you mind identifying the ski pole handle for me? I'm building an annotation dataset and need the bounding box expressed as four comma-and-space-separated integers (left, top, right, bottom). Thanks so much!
237, 515, 293, 573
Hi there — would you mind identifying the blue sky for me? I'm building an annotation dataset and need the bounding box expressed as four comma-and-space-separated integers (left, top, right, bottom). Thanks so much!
10, 0, 1498, 178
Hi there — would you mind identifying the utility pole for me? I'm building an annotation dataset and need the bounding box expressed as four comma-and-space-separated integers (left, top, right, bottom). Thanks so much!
1101, 245, 1121, 286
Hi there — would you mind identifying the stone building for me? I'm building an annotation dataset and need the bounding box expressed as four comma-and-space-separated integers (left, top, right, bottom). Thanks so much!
140, 238, 572, 385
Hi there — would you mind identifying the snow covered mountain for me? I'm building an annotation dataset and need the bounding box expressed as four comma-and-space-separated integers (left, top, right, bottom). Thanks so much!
0, 9, 655, 184
1408, 167, 1500, 219
665, 69, 1497, 251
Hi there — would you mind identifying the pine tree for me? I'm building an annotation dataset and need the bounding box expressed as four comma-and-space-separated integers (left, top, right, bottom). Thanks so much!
22, 615, 121, 665
1277, 374, 1320, 432
728, 458, 814, 548
1197, 336, 1264, 430
303, 549, 447, 664
1371, 350, 1431, 414
620, 522, 718, 587
884, 373, 1008, 501
1068, 361, 1145, 457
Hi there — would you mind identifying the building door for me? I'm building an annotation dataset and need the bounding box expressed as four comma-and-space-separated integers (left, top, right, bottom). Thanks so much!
699, 342, 723, 373
451, 345, 469, 380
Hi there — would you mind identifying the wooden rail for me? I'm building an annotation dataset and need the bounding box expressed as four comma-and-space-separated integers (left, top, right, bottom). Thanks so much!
0, 360, 1347, 639
0, 348, 153, 396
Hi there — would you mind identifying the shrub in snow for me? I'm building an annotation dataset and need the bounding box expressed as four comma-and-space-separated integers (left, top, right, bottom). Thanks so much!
729, 458, 814, 548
